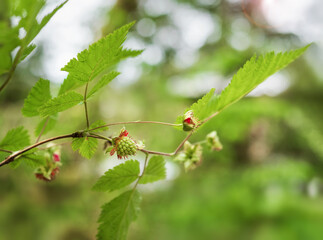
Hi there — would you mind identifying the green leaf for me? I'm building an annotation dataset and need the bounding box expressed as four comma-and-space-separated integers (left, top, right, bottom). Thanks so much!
139, 156, 166, 184
10, 158, 22, 169
89, 120, 109, 133
88, 71, 120, 98
34, 115, 58, 136
22, 78, 52, 117
23, 0, 68, 45
72, 137, 98, 159
19, 153, 46, 168
180, 45, 310, 121
0, 22, 20, 74
79, 137, 98, 159
58, 76, 84, 95
19, 44, 36, 62
176, 88, 215, 124
39, 91, 83, 116
0, 152, 10, 162
71, 137, 84, 151
93, 160, 140, 192
213, 45, 310, 114
59, 22, 142, 94
13, 150, 46, 169
0, 126, 30, 151
97, 190, 141, 240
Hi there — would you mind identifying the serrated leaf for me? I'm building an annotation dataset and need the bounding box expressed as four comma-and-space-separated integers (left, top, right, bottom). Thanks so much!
176, 88, 215, 124
71, 137, 84, 151
139, 156, 166, 184
23, 0, 68, 45
0, 152, 10, 162
79, 137, 98, 159
22, 78, 52, 117
0, 126, 30, 151
19, 153, 46, 168
12, 150, 45, 169
10, 158, 23, 169
89, 120, 108, 133
72, 137, 98, 159
214, 45, 309, 114
88, 71, 120, 98
97, 190, 141, 240
93, 160, 140, 192
19, 44, 36, 62
39, 91, 83, 116
180, 45, 310, 122
62, 22, 138, 83
58, 76, 84, 95
59, 22, 141, 95
0, 22, 20, 74
34, 115, 58, 136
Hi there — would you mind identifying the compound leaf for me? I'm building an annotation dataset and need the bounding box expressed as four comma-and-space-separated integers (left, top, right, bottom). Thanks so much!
179, 45, 310, 122
59, 22, 142, 94
213, 45, 310, 114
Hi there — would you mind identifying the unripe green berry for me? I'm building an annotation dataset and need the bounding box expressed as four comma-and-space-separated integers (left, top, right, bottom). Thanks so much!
116, 137, 137, 158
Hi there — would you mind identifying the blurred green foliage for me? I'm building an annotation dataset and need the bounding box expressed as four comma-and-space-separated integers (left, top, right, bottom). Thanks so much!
1, 0, 323, 240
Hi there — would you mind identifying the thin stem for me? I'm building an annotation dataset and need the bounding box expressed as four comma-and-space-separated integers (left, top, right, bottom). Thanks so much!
200, 111, 219, 125
140, 152, 149, 178
0, 148, 13, 153
115, 152, 149, 238
36, 117, 50, 143
192, 140, 207, 145
88, 133, 112, 143
0, 133, 76, 167
173, 131, 194, 155
139, 149, 173, 157
37, 141, 71, 150
132, 153, 149, 189
0, 47, 24, 93
139, 130, 194, 157
84, 82, 90, 128
89, 121, 182, 132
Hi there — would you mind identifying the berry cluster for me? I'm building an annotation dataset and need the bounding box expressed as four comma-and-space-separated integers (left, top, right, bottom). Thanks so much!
110, 128, 138, 159
35, 149, 62, 181
175, 141, 203, 171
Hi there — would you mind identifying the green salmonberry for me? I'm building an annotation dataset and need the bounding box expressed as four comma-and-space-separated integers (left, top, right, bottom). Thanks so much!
110, 128, 137, 159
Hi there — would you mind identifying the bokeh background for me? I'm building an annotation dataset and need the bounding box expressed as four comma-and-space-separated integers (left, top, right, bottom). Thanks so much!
1, 0, 323, 239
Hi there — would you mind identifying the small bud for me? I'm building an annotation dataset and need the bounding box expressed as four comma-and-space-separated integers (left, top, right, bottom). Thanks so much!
35, 167, 60, 182
206, 131, 223, 151
110, 128, 138, 159
34, 146, 62, 182
136, 140, 145, 150
53, 153, 60, 162
182, 110, 199, 131
174, 141, 203, 171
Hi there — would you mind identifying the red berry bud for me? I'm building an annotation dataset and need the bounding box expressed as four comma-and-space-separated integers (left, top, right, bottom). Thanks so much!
53, 153, 60, 162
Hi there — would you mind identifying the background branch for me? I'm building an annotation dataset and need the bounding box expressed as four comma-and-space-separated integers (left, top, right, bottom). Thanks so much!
89, 121, 181, 132
0, 133, 77, 167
